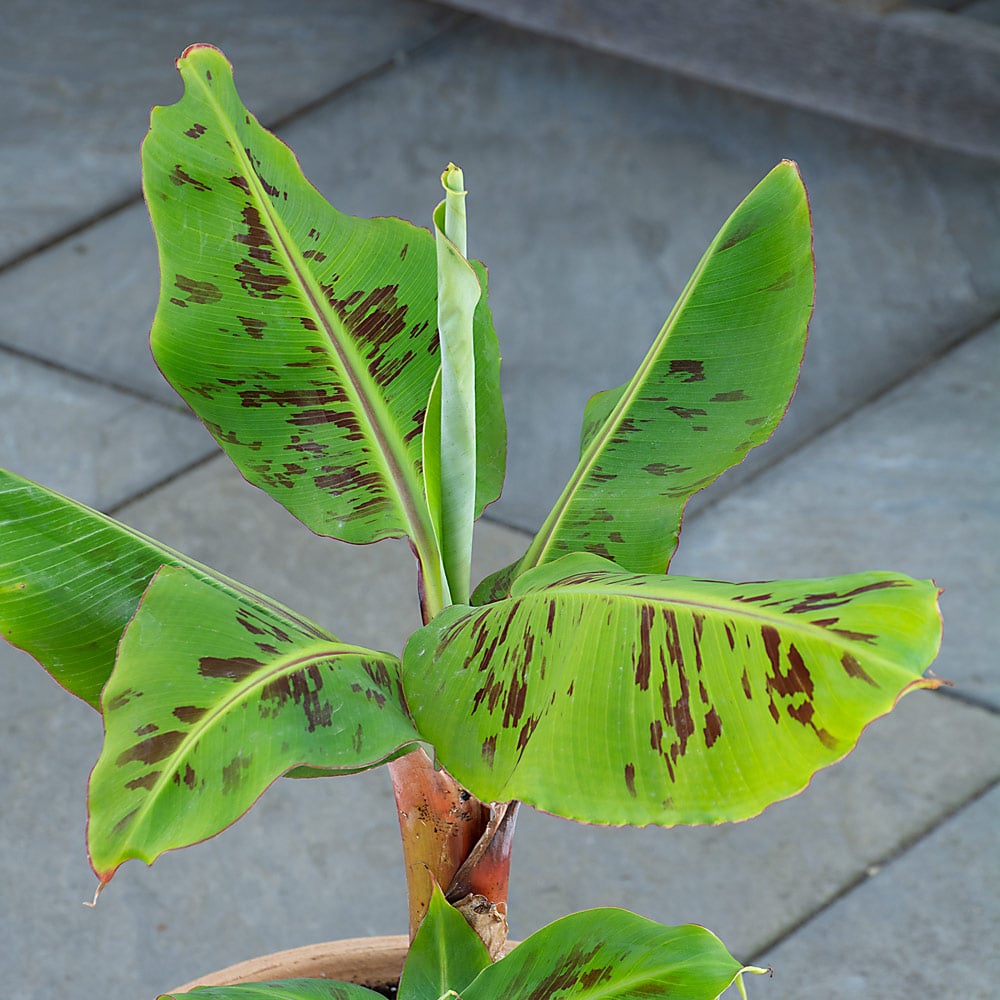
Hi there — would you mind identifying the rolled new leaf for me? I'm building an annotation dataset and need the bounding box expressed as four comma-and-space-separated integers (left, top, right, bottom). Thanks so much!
427, 164, 482, 606
88, 565, 419, 885
406, 553, 943, 826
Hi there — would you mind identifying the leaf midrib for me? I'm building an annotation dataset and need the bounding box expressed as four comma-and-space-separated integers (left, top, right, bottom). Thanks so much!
517, 576, 919, 673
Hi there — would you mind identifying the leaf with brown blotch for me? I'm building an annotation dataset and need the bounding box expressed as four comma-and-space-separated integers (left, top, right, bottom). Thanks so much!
144, 46, 504, 610
88, 564, 419, 886
406, 552, 943, 826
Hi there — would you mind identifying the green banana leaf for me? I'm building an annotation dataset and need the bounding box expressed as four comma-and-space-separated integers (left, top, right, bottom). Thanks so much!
89, 564, 418, 885
160, 981, 384, 999
0, 468, 315, 709
405, 553, 943, 825
397, 884, 491, 1000
474, 161, 813, 603
144, 45, 504, 609
462, 909, 759, 999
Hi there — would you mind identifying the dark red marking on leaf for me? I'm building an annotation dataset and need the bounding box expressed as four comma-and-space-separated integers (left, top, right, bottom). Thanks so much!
106, 688, 140, 712
116, 730, 185, 767
516, 714, 539, 753
234, 205, 277, 264
703, 706, 722, 748
125, 771, 161, 792
237, 315, 267, 339
710, 390, 750, 402
831, 627, 878, 645
841, 652, 879, 687
185, 123, 207, 139
518, 944, 606, 1000
666, 405, 708, 420
482, 735, 496, 767
134, 723, 157, 737
198, 655, 262, 681
113, 807, 141, 837
257, 642, 280, 655
650, 719, 663, 752
235, 259, 289, 299
579, 965, 614, 991
787, 701, 837, 747
174, 763, 197, 789
635, 605, 654, 690
261, 662, 334, 732
741, 667, 752, 699
227, 174, 250, 193
718, 223, 754, 252
668, 360, 705, 382
763, 271, 796, 292
173, 705, 207, 724
243, 147, 282, 198
584, 541, 613, 559
175, 274, 222, 304
693, 425, 709, 431
624, 762, 637, 797
745, 416, 767, 426
725, 624, 736, 651
169, 166, 211, 192
221, 754, 252, 794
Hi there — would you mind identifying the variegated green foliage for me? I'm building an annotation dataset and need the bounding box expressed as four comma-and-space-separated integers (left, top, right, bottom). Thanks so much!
405, 553, 943, 825
0, 469, 309, 709
160, 981, 384, 999
397, 884, 491, 999
474, 161, 813, 604
442, 906, 758, 1000
89, 564, 418, 884
144, 45, 503, 612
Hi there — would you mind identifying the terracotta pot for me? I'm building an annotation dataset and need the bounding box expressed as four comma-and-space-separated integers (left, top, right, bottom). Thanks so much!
171, 935, 409, 995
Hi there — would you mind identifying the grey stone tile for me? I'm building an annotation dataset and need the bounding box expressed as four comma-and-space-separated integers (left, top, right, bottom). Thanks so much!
670, 326, 1000, 708
0, 206, 165, 400
0, 200, 197, 404
962, 0, 1000, 24
0, 347, 215, 509
0, 0, 455, 264
753, 783, 1000, 998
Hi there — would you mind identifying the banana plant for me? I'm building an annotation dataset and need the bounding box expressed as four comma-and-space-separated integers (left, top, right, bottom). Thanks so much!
0, 45, 943, 999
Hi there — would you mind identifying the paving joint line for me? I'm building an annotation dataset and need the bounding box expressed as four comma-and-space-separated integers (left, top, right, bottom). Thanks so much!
0, 9, 472, 282
105, 450, 222, 518
748, 771, 1000, 964
0, 342, 190, 414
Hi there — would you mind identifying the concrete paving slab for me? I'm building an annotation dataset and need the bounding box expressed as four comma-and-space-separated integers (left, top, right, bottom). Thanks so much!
436, 0, 1000, 158
3, 447, 996, 997
670, 325, 1000, 708
0, 347, 215, 509
752, 782, 1000, 998
4, 17, 997, 530
0, 0, 456, 265
0, 204, 196, 404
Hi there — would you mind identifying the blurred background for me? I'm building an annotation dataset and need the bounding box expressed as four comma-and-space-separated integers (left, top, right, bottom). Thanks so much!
1, 1, 997, 997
